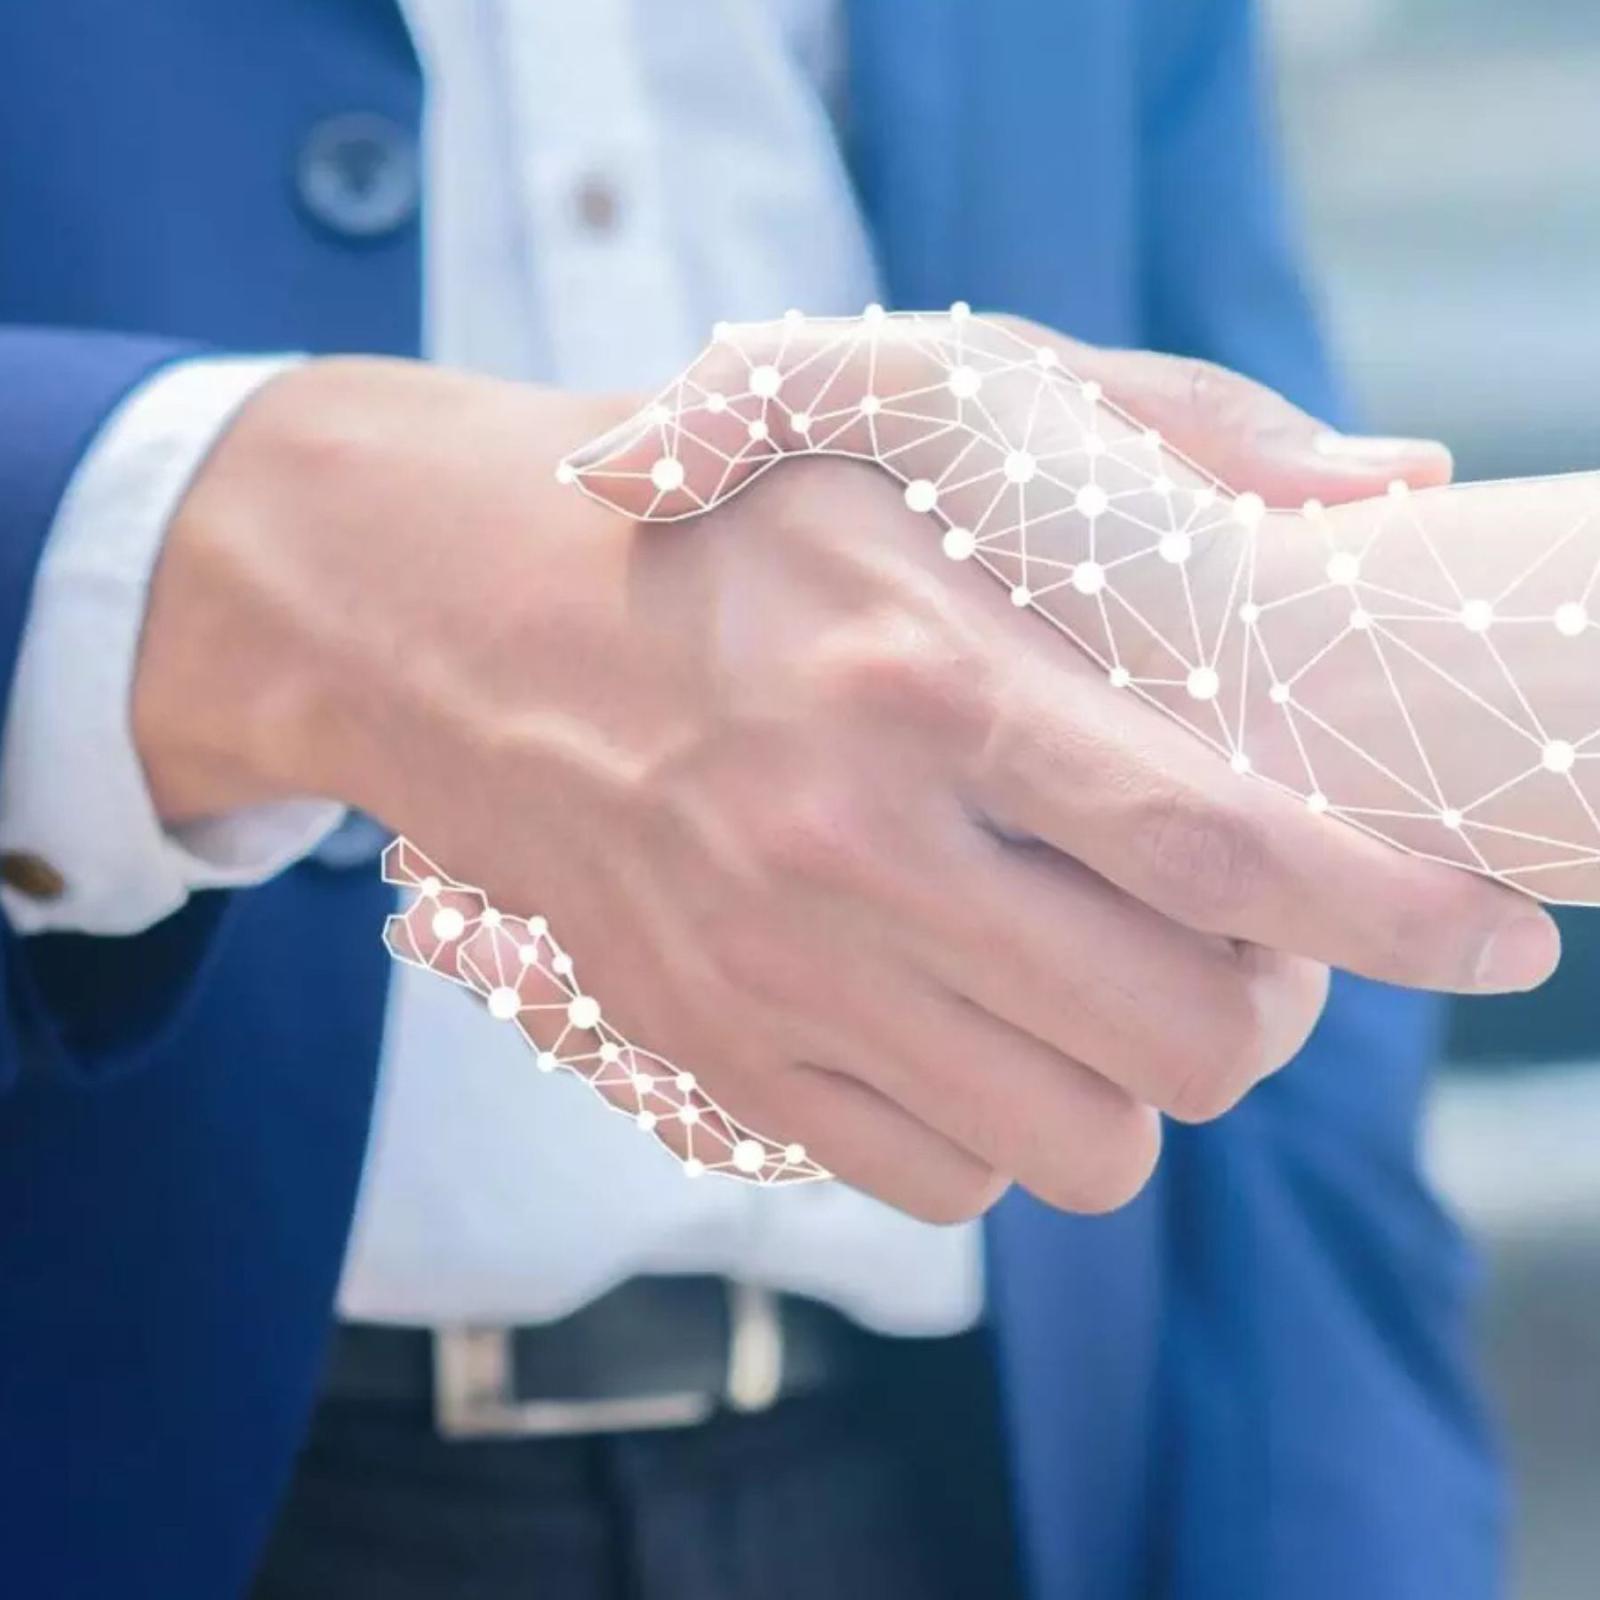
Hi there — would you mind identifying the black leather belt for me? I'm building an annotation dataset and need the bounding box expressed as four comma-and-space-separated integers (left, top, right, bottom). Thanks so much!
327, 1276, 881, 1440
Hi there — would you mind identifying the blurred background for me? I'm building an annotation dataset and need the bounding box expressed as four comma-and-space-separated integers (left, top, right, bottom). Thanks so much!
1266, 2, 1600, 1594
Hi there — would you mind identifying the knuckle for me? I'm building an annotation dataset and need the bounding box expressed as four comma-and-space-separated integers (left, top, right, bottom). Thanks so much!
912, 1165, 1010, 1226
1162, 981, 1263, 1123
749, 787, 878, 892
1052, 1104, 1162, 1214
817, 625, 996, 745
1139, 787, 1268, 927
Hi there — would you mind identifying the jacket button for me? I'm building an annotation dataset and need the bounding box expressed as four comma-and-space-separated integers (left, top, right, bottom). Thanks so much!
297, 112, 419, 239
0, 851, 67, 901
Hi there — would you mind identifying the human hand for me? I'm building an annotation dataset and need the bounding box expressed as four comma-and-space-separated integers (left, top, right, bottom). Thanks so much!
133, 328, 1555, 1220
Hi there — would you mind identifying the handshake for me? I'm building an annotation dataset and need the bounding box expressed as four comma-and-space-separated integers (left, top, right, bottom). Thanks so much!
138, 310, 1593, 1221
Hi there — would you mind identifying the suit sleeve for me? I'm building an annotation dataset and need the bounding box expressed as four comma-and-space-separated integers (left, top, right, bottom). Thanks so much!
1139, 0, 1350, 428
1138, 7, 1505, 1600
0, 328, 258, 1093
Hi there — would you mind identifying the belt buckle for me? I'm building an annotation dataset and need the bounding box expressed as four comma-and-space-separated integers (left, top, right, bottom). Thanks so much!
432, 1281, 786, 1440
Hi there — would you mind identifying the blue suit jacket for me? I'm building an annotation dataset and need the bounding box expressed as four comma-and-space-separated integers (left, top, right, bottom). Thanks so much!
0, 4, 1502, 1597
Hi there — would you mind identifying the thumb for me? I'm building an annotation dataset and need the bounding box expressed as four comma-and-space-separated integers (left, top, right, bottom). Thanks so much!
1060, 344, 1454, 508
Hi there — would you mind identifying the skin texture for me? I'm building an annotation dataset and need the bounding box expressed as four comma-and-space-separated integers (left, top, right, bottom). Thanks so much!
132, 321, 1559, 1221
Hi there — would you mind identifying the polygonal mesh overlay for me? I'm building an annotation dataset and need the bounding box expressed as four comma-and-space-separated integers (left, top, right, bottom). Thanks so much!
383, 839, 828, 1184
388, 307, 1600, 1185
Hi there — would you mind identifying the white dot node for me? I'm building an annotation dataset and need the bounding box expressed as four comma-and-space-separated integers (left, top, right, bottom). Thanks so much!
1556, 602, 1588, 637
1326, 552, 1360, 586
649, 404, 672, 427
480, 907, 501, 928
942, 526, 976, 561
599, 1041, 622, 1063
637, 1110, 658, 1132
1387, 478, 1411, 500
1194, 486, 1218, 510
551, 953, 574, 976
732, 1140, 766, 1174
536, 1051, 560, 1074
567, 995, 602, 1030
1083, 433, 1107, 458
650, 457, 685, 493
677, 1104, 701, 1126
1542, 740, 1576, 775
487, 986, 521, 1022
1036, 346, 1058, 369
712, 321, 732, 341
1143, 427, 1163, 448
1238, 602, 1261, 625
1075, 483, 1109, 519
1153, 474, 1174, 496
554, 462, 577, 486
859, 394, 882, 416
1159, 533, 1192, 565
1003, 450, 1037, 484
1350, 609, 1371, 632
1307, 791, 1329, 814
949, 300, 972, 320
747, 419, 770, 442
791, 412, 812, 434
706, 391, 728, 413
1233, 492, 1266, 529
1071, 561, 1105, 595
675, 1071, 697, 1093
1441, 809, 1463, 831
1230, 753, 1252, 775
785, 1143, 808, 1165
1303, 498, 1325, 520
518, 944, 538, 966
904, 479, 939, 514
1460, 600, 1494, 633
632, 1071, 655, 1095
430, 907, 465, 942
1186, 666, 1220, 701
528, 916, 548, 936
947, 365, 982, 399
864, 302, 886, 322
420, 876, 442, 898
749, 364, 781, 398
1080, 380, 1103, 404
684, 1158, 706, 1179
1108, 666, 1132, 689
1268, 682, 1291, 705
783, 307, 805, 326
1010, 585, 1033, 607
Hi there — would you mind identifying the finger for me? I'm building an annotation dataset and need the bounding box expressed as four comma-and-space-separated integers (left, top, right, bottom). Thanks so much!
969, 648, 1562, 993
782, 1063, 1010, 1225
890, 825, 1331, 1123
816, 971, 1165, 1213
1054, 340, 1455, 505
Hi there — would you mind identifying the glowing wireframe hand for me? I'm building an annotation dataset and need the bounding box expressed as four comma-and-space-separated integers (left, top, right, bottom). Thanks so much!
369, 309, 1561, 1208
565, 308, 1600, 903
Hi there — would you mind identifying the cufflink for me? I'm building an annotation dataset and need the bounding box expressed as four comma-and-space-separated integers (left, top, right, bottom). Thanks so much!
0, 851, 66, 900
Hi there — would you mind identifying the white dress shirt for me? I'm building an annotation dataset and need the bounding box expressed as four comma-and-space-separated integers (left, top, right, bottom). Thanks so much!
0, 0, 982, 1336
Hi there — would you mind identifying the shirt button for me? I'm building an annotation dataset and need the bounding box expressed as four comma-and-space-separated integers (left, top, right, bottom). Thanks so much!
0, 851, 66, 901
297, 112, 420, 240
572, 174, 622, 236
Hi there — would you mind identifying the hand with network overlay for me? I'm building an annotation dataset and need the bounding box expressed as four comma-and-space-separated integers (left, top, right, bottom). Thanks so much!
134, 312, 1560, 1219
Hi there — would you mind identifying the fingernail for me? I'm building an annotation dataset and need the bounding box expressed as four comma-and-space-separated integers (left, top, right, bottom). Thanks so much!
1474, 915, 1562, 992
1312, 429, 1451, 466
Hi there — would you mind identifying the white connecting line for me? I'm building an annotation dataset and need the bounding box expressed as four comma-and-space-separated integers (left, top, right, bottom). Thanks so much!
387, 307, 1600, 1184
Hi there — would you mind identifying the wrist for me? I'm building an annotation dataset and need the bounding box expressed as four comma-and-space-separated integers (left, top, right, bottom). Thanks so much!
133, 356, 633, 830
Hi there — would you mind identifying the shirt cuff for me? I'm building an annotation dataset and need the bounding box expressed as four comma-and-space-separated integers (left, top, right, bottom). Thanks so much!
0, 355, 346, 937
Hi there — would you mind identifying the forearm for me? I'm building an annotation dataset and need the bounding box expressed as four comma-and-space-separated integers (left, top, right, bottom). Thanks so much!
132, 358, 634, 840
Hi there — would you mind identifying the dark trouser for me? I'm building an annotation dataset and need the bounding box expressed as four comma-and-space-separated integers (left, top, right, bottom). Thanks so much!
253, 1320, 1023, 1600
